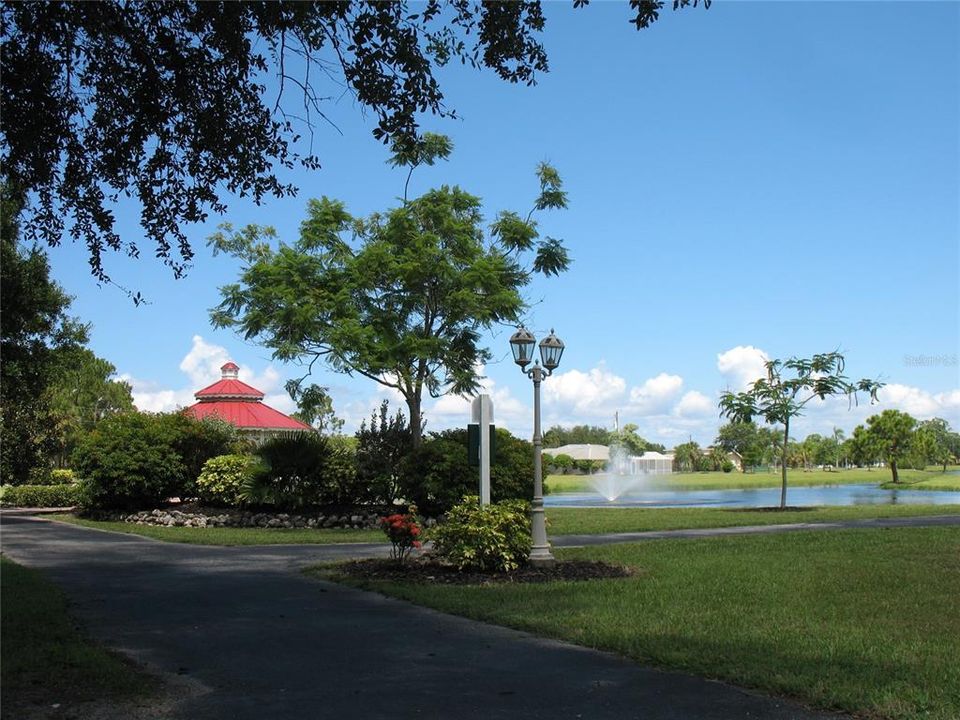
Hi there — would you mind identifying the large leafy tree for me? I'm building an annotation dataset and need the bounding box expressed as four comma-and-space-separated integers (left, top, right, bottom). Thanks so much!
1, 1, 707, 291
848, 424, 881, 468
611, 423, 659, 456
715, 421, 764, 472
210, 136, 569, 446
719, 352, 882, 509
542, 425, 612, 448
49, 347, 135, 466
915, 418, 960, 473
865, 410, 916, 484
0, 203, 88, 483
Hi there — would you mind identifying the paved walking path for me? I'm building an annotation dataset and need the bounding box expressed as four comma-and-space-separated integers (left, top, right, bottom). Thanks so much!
4, 514, 954, 720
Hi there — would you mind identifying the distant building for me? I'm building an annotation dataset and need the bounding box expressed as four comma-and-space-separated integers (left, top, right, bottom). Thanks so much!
548, 444, 610, 462
628, 451, 674, 474
183, 362, 311, 443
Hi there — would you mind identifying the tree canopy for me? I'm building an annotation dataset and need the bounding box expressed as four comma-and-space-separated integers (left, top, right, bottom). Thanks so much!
209, 136, 569, 445
1, 205, 87, 483
1, 1, 708, 292
865, 409, 917, 484
719, 351, 882, 508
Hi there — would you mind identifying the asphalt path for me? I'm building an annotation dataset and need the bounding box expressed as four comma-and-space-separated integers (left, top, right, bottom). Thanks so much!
9, 514, 954, 719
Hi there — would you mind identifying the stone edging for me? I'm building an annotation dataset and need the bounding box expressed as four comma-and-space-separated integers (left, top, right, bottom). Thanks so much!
104, 508, 439, 530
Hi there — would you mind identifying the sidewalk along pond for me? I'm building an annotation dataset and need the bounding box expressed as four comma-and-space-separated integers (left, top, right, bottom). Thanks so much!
545, 483, 960, 508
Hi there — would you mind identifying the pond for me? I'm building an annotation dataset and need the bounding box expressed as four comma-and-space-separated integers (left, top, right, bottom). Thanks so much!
544, 483, 960, 509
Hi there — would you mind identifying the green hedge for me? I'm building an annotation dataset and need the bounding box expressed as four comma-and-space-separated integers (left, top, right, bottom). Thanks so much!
0, 483, 81, 508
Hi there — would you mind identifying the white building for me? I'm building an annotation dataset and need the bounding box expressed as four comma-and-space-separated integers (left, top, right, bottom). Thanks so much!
628, 451, 674, 474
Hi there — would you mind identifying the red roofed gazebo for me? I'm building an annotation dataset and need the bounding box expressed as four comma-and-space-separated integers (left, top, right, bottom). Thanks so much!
184, 362, 311, 441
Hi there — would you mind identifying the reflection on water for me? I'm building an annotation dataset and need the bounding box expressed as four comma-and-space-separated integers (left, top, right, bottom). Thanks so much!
544, 483, 960, 509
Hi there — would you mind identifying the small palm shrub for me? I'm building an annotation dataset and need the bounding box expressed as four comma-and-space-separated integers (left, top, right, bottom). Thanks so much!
240, 432, 332, 509
430, 496, 531, 572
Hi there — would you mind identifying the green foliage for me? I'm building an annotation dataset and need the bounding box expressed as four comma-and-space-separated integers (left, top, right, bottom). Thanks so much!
72, 413, 187, 511
430, 496, 531, 572
721, 461, 734, 473
355, 400, 413, 503
574, 458, 606, 474
915, 418, 960, 472
399, 428, 534, 516
0, 483, 81, 508
719, 351, 882, 508
715, 422, 765, 470
321, 435, 363, 506
48, 346, 135, 465
161, 415, 245, 493
0, 203, 88, 485
286, 380, 344, 433
248, 433, 330, 508
239, 432, 358, 509
196, 455, 260, 507
611, 423, 659, 456
70, 411, 236, 511
5, 2, 608, 284
26, 468, 76, 486
866, 410, 917, 483
552, 453, 574, 473
209, 139, 569, 446
543, 424, 611, 448
672, 442, 703, 473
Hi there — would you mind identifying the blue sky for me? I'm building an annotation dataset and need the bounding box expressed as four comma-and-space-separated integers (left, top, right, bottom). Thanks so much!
46, 1, 959, 445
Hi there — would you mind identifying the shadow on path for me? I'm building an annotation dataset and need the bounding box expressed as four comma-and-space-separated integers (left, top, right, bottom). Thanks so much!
0, 514, 869, 720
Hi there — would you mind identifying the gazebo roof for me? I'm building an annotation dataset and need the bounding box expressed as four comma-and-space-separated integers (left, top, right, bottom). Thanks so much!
184, 362, 311, 432
188, 400, 310, 431
194, 378, 265, 401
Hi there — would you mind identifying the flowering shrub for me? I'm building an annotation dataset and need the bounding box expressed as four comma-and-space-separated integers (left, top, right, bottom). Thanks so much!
379, 512, 422, 563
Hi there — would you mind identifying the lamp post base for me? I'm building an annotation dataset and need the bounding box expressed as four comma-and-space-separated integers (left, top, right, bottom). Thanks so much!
528, 546, 556, 568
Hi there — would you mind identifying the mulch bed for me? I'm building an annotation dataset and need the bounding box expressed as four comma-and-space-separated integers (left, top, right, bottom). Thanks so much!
333, 558, 634, 585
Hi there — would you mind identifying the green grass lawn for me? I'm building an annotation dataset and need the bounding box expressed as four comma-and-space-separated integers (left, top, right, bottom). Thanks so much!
49, 505, 960, 545
545, 503, 960, 536
324, 527, 960, 720
1, 556, 157, 717
548, 466, 960, 493
50, 514, 383, 545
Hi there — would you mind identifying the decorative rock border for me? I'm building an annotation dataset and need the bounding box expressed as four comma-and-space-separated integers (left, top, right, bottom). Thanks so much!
104, 508, 439, 530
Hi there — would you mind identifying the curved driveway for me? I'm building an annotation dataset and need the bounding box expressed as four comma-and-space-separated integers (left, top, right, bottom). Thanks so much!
3, 514, 931, 719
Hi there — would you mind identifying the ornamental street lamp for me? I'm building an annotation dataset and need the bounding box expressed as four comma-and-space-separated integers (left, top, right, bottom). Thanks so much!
510, 327, 565, 568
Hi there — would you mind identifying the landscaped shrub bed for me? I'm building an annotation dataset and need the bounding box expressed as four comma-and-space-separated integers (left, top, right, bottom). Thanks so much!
328, 558, 632, 585
94, 506, 440, 531
0, 483, 81, 507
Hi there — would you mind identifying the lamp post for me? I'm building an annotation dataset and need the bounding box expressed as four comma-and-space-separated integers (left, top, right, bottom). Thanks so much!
510, 327, 564, 568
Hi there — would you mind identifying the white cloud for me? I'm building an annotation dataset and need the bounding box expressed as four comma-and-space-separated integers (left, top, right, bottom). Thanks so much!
543, 365, 627, 417
877, 384, 960, 419
125, 336, 289, 414
674, 391, 715, 418
178, 335, 230, 387
628, 373, 684, 414
717, 345, 769, 392
426, 365, 528, 434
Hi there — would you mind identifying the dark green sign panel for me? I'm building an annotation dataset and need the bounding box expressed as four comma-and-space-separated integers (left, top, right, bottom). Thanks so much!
467, 424, 497, 466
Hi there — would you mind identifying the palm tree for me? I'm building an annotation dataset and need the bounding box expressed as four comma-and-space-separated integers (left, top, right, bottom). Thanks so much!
832, 427, 846, 469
